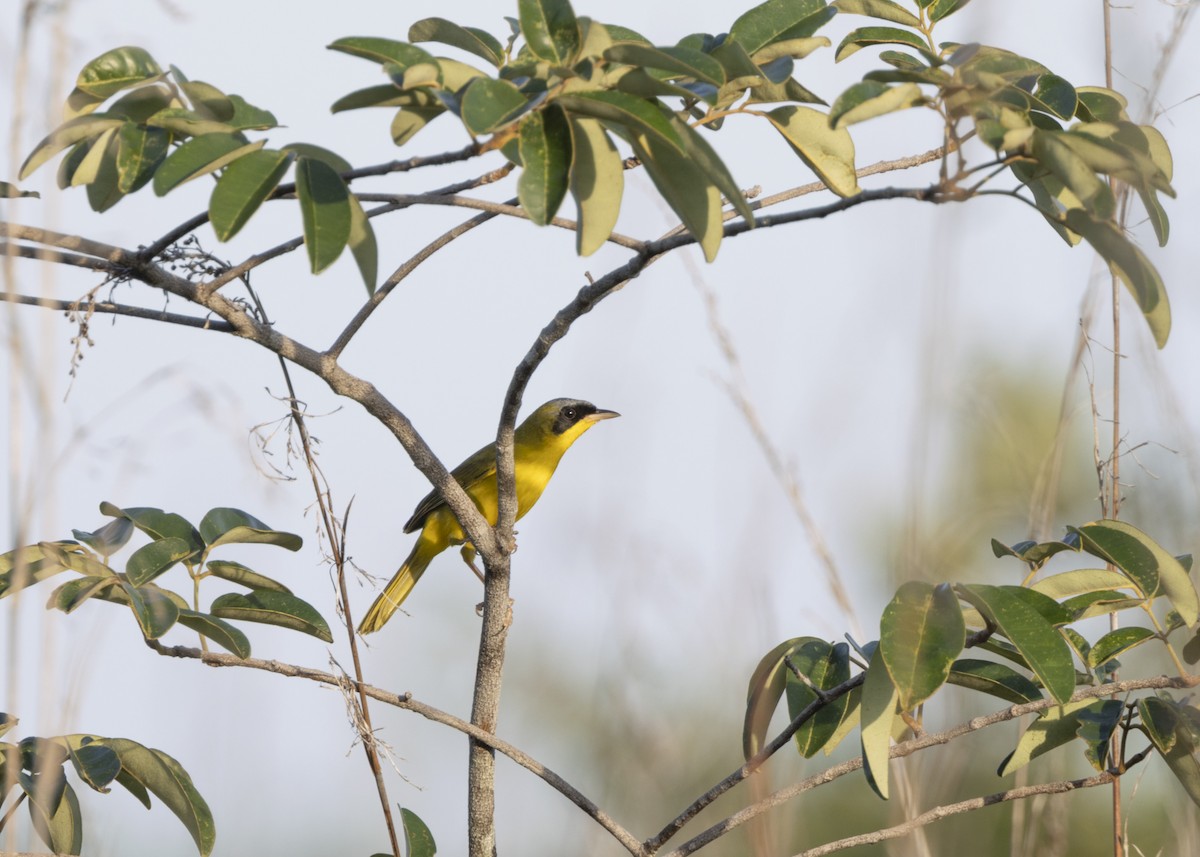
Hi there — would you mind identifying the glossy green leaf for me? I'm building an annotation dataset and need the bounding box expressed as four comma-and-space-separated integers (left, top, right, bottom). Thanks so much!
460, 78, 530, 135
19, 114, 125, 180
347, 193, 379, 294
37, 540, 116, 578
83, 131, 125, 212
1073, 521, 1192, 618
518, 105, 572, 226
76, 46, 162, 98
559, 90, 684, 151
199, 508, 303, 552
999, 698, 1098, 775
278, 143, 351, 175
835, 26, 931, 63
296, 157, 352, 274
64, 86, 109, 120
829, 80, 923, 127
153, 134, 266, 196
1076, 699, 1125, 770
519, 0, 580, 64
25, 776, 82, 856
144, 108, 236, 137
626, 127, 723, 261
786, 641, 852, 758
766, 105, 859, 196
48, 575, 119, 613
100, 739, 215, 856
567, 116, 623, 256
1031, 568, 1133, 600
947, 658, 1042, 704
99, 503, 205, 556
397, 806, 437, 857
1074, 86, 1128, 123
125, 537, 194, 586
832, 0, 921, 27
1086, 626, 1156, 669
211, 590, 333, 642
676, 116, 754, 224
1059, 591, 1143, 621
960, 584, 1075, 704
0, 544, 69, 599
68, 742, 120, 793
730, 0, 827, 54
1029, 131, 1113, 219
409, 17, 504, 67
176, 79, 232, 121
204, 560, 291, 593
120, 581, 180, 639
604, 43, 725, 85
224, 95, 277, 131
332, 85, 414, 113
72, 517, 134, 557
1141, 697, 1200, 807
1138, 185, 1170, 248
391, 105, 446, 146
328, 37, 436, 68
928, 0, 972, 20
177, 610, 252, 659
711, 38, 766, 96
751, 36, 830, 63
743, 637, 814, 759
208, 149, 294, 242
1001, 585, 1073, 626
860, 646, 898, 799
1062, 212, 1170, 349
1030, 73, 1077, 120
821, 688, 862, 756
880, 582, 964, 711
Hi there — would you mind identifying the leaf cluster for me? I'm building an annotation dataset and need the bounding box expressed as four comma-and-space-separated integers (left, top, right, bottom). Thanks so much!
0, 714, 214, 856
744, 520, 1200, 802
0, 502, 331, 657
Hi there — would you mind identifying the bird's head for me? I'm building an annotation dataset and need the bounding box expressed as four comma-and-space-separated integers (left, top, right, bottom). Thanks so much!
518, 398, 620, 446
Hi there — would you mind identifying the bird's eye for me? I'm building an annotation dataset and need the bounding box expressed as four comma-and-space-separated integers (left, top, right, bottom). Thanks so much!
564, 407, 576, 420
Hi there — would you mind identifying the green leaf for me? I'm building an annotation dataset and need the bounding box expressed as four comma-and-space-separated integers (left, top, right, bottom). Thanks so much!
947, 658, 1042, 704
832, 0, 921, 28
559, 90, 684, 151
409, 17, 504, 67
1086, 626, 1156, 669
332, 85, 414, 113
328, 37, 437, 68
0, 180, 40, 198
518, 105, 572, 226
199, 507, 303, 551
177, 610, 252, 659
19, 114, 126, 180
99, 739, 215, 856
1062, 211, 1170, 349
860, 646, 898, 799
999, 698, 1100, 775
786, 641, 852, 758
1031, 131, 1113, 219
1030, 73, 1077, 120
766, 105, 859, 197
1061, 591, 1147, 621
1073, 520, 1195, 621
751, 36, 830, 63
68, 742, 121, 793
1, 544, 70, 599
730, 0, 828, 54
114, 123, 168, 193
76, 46, 162, 98
835, 26, 932, 63
211, 590, 333, 643
460, 78, 530, 135
99, 503, 205, 556
604, 44, 726, 86
880, 582, 964, 711
144, 108, 236, 138
1031, 568, 1134, 600
400, 806, 438, 857
1075, 699, 1125, 770
120, 581, 180, 639
829, 80, 924, 127
1001, 585, 1073, 626
281, 143, 352, 174
37, 540, 116, 578
0, 714, 18, 739
960, 584, 1076, 704
928, 0, 973, 21
567, 116, 623, 256
48, 575, 119, 613
126, 537, 195, 586
208, 149, 294, 242
518, 0, 580, 64
1141, 696, 1200, 807
153, 134, 266, 196
26, 776, 82, 856
391, 105, 446, 146
204, 560, 292, 593
72, 517, 134, 557
347, 193, 379, 294
296, 157, 352, 274
225, 95, 277, 131
1074, 86, 1128, 122
743, 637, 815, 759
674, 116, 755, 224
84, 131, 125, 212
176, 78, 233, 121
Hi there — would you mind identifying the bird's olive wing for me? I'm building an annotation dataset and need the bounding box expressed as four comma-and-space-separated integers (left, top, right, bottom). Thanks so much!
402, 442, 498, 533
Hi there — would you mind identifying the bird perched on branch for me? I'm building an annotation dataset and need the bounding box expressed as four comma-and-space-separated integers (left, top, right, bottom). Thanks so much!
358, 398, 619, 633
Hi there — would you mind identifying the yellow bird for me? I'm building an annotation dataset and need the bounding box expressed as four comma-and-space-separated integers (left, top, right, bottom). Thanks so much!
358, 398, 619, 633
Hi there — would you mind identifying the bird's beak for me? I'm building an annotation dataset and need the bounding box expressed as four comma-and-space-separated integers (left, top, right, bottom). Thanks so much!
586, 408, 620, 422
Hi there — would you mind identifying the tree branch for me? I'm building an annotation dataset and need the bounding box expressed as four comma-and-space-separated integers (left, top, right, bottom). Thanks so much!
0, 242, 117, 271
0, 291, 235, 332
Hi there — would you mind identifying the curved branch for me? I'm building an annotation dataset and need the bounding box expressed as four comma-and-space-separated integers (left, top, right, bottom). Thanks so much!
0, 291, 235, 332
0, 242, 118, 271
0, 222, 136, 265
145, 639, 645, 855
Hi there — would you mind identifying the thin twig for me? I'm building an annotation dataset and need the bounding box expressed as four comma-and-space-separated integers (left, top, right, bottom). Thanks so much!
0, 291, 235, 331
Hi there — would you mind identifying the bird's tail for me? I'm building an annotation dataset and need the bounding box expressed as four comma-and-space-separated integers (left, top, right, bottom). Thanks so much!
358, 534, 439, 634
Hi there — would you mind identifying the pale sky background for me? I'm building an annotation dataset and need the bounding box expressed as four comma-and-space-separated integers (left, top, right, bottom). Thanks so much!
3, 1, 1199, 855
